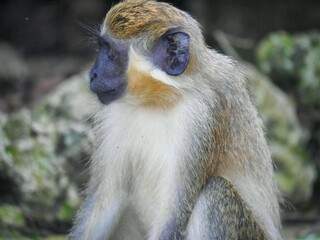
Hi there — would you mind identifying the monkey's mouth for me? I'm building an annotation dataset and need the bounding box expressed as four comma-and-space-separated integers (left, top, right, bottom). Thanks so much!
97, 90, 117, 104
96, 84, 126, 105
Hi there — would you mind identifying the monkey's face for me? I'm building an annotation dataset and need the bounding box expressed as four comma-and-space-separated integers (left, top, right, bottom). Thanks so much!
89, 35, 129, 105
89, 0, 194, 107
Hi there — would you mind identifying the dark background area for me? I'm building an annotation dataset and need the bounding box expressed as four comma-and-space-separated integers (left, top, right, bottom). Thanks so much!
1, 0, 320, 55
1, 0, 320, 111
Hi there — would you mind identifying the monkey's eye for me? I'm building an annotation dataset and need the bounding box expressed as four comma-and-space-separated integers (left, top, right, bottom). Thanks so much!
97, 37, 111, 50
97, 37, 116, 60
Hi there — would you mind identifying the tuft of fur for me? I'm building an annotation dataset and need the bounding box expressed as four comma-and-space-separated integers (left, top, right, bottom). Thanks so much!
106, 0, 183, 40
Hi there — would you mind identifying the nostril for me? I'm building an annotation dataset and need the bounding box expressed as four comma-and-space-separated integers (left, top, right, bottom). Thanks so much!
90, 72, 98, 83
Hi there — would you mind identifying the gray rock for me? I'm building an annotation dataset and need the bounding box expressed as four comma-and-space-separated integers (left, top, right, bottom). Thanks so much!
0, 72, 94, 227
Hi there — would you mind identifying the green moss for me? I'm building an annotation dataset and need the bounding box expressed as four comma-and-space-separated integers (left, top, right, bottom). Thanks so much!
0, 229, 66, 240
4, 146, 19, 160
298, 234, 320, 240
57, 201, 76, 222
3, 111, 31, 141
0, 205, 25, 227
45, 236, 66, 240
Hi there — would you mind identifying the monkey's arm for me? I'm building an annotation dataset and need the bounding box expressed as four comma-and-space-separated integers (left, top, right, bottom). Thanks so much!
69, 185, 127, 240
156, 153, 214, 240
186, 176, 269, 240
157, 175, 269, 240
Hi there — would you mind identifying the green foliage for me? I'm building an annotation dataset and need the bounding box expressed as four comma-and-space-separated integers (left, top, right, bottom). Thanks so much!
257, 31, 320, 106
257, 32, 295, 77
246, 64, 315, 203
257, 31, 320, 210
0, 231, 65, 240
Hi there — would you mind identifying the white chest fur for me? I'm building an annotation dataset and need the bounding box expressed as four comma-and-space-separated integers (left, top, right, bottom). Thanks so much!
96, 100, 187, 165
92, 99, 202, 228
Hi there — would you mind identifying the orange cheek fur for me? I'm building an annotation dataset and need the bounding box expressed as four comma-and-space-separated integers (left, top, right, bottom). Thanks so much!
127, 67, 181, 110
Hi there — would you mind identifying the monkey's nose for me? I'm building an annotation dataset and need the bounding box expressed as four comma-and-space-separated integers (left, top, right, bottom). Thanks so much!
90, 72, 98, 83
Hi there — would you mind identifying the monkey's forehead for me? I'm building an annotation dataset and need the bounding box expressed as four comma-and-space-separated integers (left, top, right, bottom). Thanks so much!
105, 0, 183, 40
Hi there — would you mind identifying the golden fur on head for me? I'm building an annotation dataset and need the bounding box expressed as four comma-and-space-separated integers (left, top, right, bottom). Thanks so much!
105, 0, 183, 40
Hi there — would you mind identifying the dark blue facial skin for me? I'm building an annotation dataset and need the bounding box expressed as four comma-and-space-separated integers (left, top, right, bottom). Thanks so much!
89, 34, 129, 105
89, 29, 190, 105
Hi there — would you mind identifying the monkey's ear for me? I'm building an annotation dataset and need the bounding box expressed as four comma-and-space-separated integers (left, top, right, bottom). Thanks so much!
153, 30, 190, 76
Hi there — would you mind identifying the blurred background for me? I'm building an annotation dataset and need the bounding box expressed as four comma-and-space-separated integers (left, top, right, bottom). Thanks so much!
0, 0, 320, 239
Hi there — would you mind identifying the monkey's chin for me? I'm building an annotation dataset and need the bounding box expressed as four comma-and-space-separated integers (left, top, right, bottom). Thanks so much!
97, 92, 115, 105
96, 84, 126, 105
